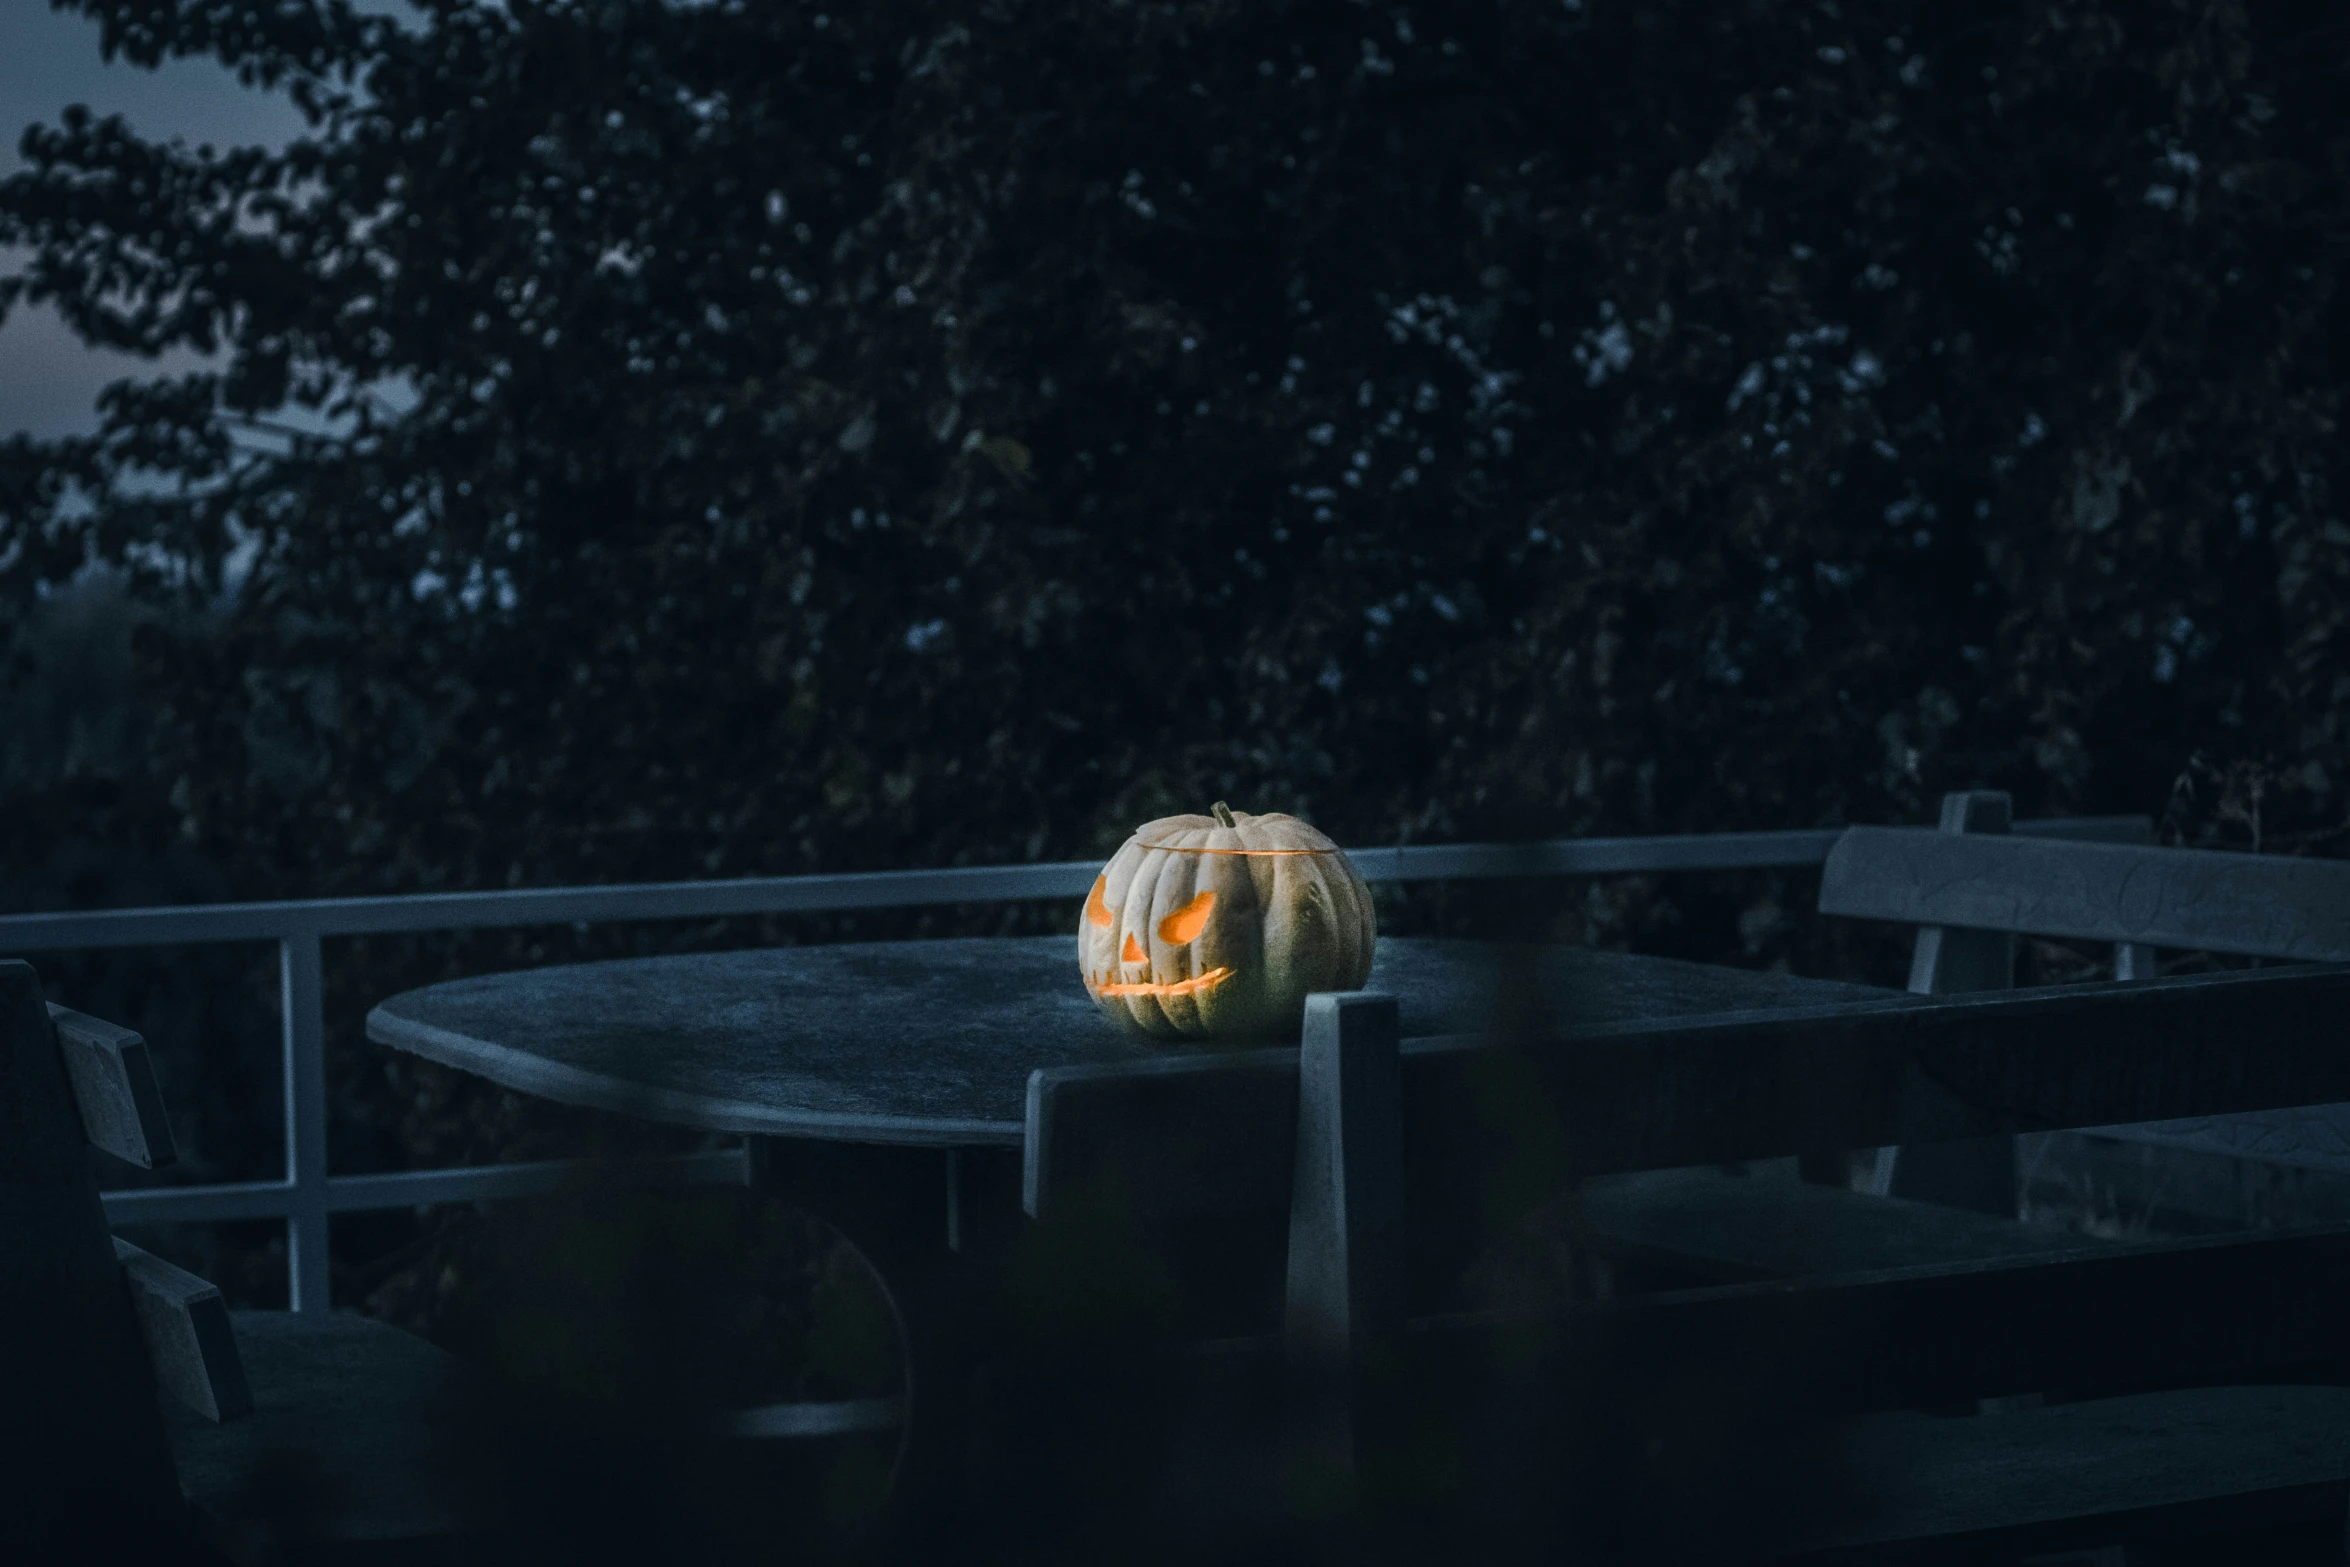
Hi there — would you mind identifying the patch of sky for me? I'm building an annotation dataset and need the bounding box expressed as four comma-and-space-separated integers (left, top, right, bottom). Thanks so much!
458, 562, 517, 614
1561, 299, 1638, 382
1727, 363, 1766, 411
1121, 170, 1156, 220
217, 518, 265, 602
1576, 318, 1633, 387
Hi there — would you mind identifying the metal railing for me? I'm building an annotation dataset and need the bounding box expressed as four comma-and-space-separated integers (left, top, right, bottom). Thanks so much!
0, 815, 2149, 1311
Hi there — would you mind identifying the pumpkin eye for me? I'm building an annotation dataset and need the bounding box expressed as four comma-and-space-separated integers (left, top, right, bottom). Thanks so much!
1121, 932, 1147, 964
1156, 890, 1216, 945
1085, 875, 1115, 928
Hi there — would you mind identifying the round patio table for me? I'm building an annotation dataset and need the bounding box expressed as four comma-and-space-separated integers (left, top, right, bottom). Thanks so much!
365, 934, 1870, 1147
366, 934, 1881, 1541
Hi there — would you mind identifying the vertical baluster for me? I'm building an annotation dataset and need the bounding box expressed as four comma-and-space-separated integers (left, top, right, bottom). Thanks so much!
282, 931, 331, 1313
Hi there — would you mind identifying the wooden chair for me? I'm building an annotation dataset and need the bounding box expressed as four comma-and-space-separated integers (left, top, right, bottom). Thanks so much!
1013, 966, 2350, 1562
0, 960, 506, 1563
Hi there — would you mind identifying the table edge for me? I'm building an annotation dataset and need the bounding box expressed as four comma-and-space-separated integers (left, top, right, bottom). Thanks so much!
364, 1004, 1027, 1148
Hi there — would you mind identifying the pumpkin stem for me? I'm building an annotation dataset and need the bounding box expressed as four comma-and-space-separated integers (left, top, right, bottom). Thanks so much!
1212, 801, 1236, 828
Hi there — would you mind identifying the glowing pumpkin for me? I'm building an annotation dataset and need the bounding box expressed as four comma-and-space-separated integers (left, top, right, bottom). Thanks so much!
1080, 801, 1377, 1040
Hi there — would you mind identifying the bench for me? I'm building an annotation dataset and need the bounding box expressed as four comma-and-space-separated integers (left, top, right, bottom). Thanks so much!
0, 960, 506, 1562
1818, 794, 2350, 1232
1012, 966, 2350, 1560
1577, 789, 2350, 1295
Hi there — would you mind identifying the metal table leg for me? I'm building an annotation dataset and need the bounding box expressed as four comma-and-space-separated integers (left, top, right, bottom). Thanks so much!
747, 1137, 1016, 1552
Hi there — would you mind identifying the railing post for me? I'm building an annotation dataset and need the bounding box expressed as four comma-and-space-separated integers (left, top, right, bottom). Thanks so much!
281, 931, 331, 1313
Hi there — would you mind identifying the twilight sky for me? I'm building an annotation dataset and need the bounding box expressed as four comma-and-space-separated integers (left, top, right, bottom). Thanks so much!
2, 4, 307, 440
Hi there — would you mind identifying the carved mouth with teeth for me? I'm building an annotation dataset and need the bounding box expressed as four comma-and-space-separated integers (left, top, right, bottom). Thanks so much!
1082, 882, 1234, 998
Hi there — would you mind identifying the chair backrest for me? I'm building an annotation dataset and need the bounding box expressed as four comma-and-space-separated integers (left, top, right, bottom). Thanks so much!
1820, 820, 2350, 963
0, 960, 187, 1543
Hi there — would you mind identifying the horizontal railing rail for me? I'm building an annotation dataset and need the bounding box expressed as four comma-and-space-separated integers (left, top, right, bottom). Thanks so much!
0, 814, 2152, 1311
94, 1148, 753, 1227
0, 816, 2149, 951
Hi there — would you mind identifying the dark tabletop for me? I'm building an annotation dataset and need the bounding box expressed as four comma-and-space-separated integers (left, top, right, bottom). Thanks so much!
365, 936, 1886, 1147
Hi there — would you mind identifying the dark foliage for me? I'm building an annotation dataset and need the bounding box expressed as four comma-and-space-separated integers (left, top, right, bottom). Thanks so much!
9, 0, 2348, 889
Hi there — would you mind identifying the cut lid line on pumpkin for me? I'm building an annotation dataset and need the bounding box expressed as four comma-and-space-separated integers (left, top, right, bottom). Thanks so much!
1088, 966, 1234, 999
1129, 844, 1342, 856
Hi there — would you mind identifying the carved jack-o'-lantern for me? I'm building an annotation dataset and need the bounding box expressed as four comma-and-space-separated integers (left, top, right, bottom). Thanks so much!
1080, 802, 1377, 1040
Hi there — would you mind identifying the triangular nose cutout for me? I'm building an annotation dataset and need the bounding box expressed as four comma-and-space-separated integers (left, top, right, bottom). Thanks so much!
1121, 932, 1146, 964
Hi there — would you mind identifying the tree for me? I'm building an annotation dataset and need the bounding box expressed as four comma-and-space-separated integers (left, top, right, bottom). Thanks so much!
4, 0, 2346, 1297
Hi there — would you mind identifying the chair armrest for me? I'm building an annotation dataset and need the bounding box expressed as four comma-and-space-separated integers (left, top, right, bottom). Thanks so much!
49, 1004, 178, 1169
115, 1238, 252, 1422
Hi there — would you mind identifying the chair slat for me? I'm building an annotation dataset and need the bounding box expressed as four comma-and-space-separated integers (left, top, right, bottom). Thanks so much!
1425, 1215, 2350, 1418
1821, 828, 2350, 962
114, 1239, 253, 1424
48, 1004, 178, 1170
1023, 1047, 1300, 1222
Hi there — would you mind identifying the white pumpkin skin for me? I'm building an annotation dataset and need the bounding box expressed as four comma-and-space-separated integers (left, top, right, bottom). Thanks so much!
1079, 806, 1377, 1041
